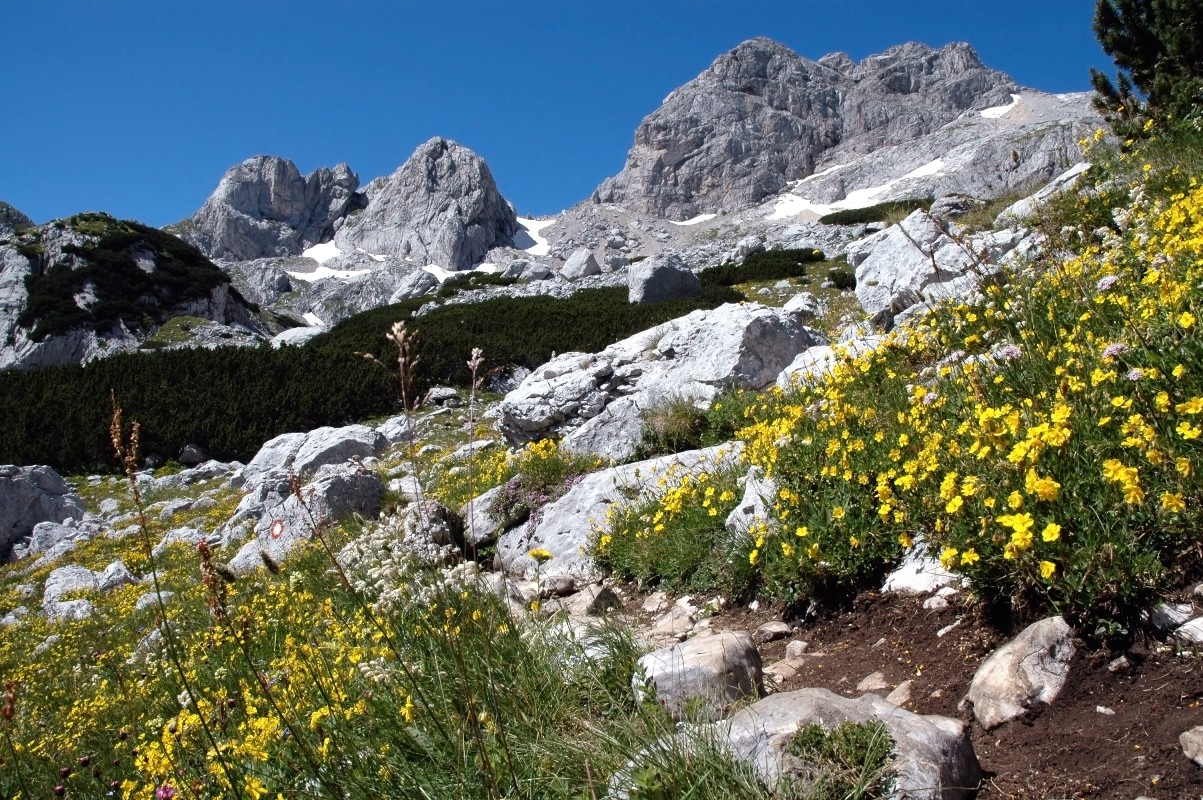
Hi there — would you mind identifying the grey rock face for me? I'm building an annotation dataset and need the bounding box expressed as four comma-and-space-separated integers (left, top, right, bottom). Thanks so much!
724, 689, 981, 798
1, 465, 86, 561
335, 137, 519, 269
0, 201, 34, 236
964, 616, 1076, 730
176, 156, 366, 261
240, 424, 386, 485
636, 630, 764, 721
595, 38, 1016, 219
627, 252, 702, 304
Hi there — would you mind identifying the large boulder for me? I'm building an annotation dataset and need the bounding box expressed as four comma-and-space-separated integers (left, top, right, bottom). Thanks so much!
1, 465, 86, 561
850, 210, 977, 323
224, 464, 385, 575
174, 156, 366, 261
239, 425, 386, 485
628, 252, 702, 304
560, 248, 602, 281
495, 303, 824, 461
963, 616, 1076, 730
636, 630, 764, 721
724, 689, 981, 799
496, 443, 742, 579
335, 137, 520, 269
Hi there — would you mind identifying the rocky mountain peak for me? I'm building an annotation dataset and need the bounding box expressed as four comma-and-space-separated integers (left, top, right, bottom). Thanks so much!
333, 136, 519, 269
592, 37, 1019, 219
173, 155, 367, 261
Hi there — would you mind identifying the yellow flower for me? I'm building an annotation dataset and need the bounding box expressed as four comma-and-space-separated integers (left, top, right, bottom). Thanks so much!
939, 547, 959, 569
898, 531, 913, 548
1039, 561, 1057, 579
748, 548, 760, 566
400, 695, 416, 723
1160, 492, 1186, 512
1007, 491, 1024, 510
1175, 397, 1203, 414
528, 547, 553, 563
806, 542, 820, 559
794, 526, 809, 537
1179, 311, 1196, 329
1176, 421, 1201, 440
945, 496, 964, 514
832, 506, 846, 520
960, 548, 980, 566
245, 778, 269, 800
1041, 522, 1061, 542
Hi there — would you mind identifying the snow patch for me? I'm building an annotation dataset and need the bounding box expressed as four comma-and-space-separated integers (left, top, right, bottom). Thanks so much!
286, 266, 372, 283
669, 213, 717, 226
301, 241, 342, 264
513, 217, 555, 256
351, 246, 384, 262
302, 312, 325, 327
980, 93, 1021, 119
767, 158, 945, 221
791, 163, 848, 187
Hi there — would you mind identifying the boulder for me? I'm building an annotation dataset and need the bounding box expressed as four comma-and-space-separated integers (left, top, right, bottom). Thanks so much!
636, 630, 764, 721
0, 200, 34, 237
241, 425, 385, 485
851, 210, 979, 324
497, 443, 742, 579
1181, 726, 1203, 768
387, 268, 441, 302
334, 137, 519, 269
996, 162, 1091, 226
963, 616, 1076, 730
560, 248, 602, 280
177, 443, 210, 467
395, 499, 466, 566
881, 541, 957, 595
1, 465, 86, 561
725, 689, 981, 798
224, 464, 385, 575
782, 292, 822, 323
627, 252, 702, 304
496, 303, 823, 461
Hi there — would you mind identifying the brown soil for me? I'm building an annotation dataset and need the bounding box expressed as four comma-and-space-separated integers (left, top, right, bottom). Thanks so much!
628, 589, 1203, 799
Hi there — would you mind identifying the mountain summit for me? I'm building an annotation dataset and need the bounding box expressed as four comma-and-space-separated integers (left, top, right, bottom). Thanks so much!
593, 39, 1020, 218
173, 156, 367, 261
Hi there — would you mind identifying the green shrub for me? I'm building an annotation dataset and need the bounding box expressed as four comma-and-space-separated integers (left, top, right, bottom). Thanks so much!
786, 721, 895, 799
633, 394, 711, 459
701, 248, 826, 287
818, 198, 932, 226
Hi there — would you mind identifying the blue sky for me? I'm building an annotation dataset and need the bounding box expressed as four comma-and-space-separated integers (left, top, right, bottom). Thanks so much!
3, 1, 1111, 227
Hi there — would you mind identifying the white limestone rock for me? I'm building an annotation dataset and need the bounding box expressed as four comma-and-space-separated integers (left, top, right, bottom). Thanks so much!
963, 616, 1076, 730
497, 443, 742, 580
1, 465, 87, 561
560, 248, 602, 280
724, 689, 981, 798
635, 630, 764, 721
627, 252, 702, 304
496, 303, 822, 461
